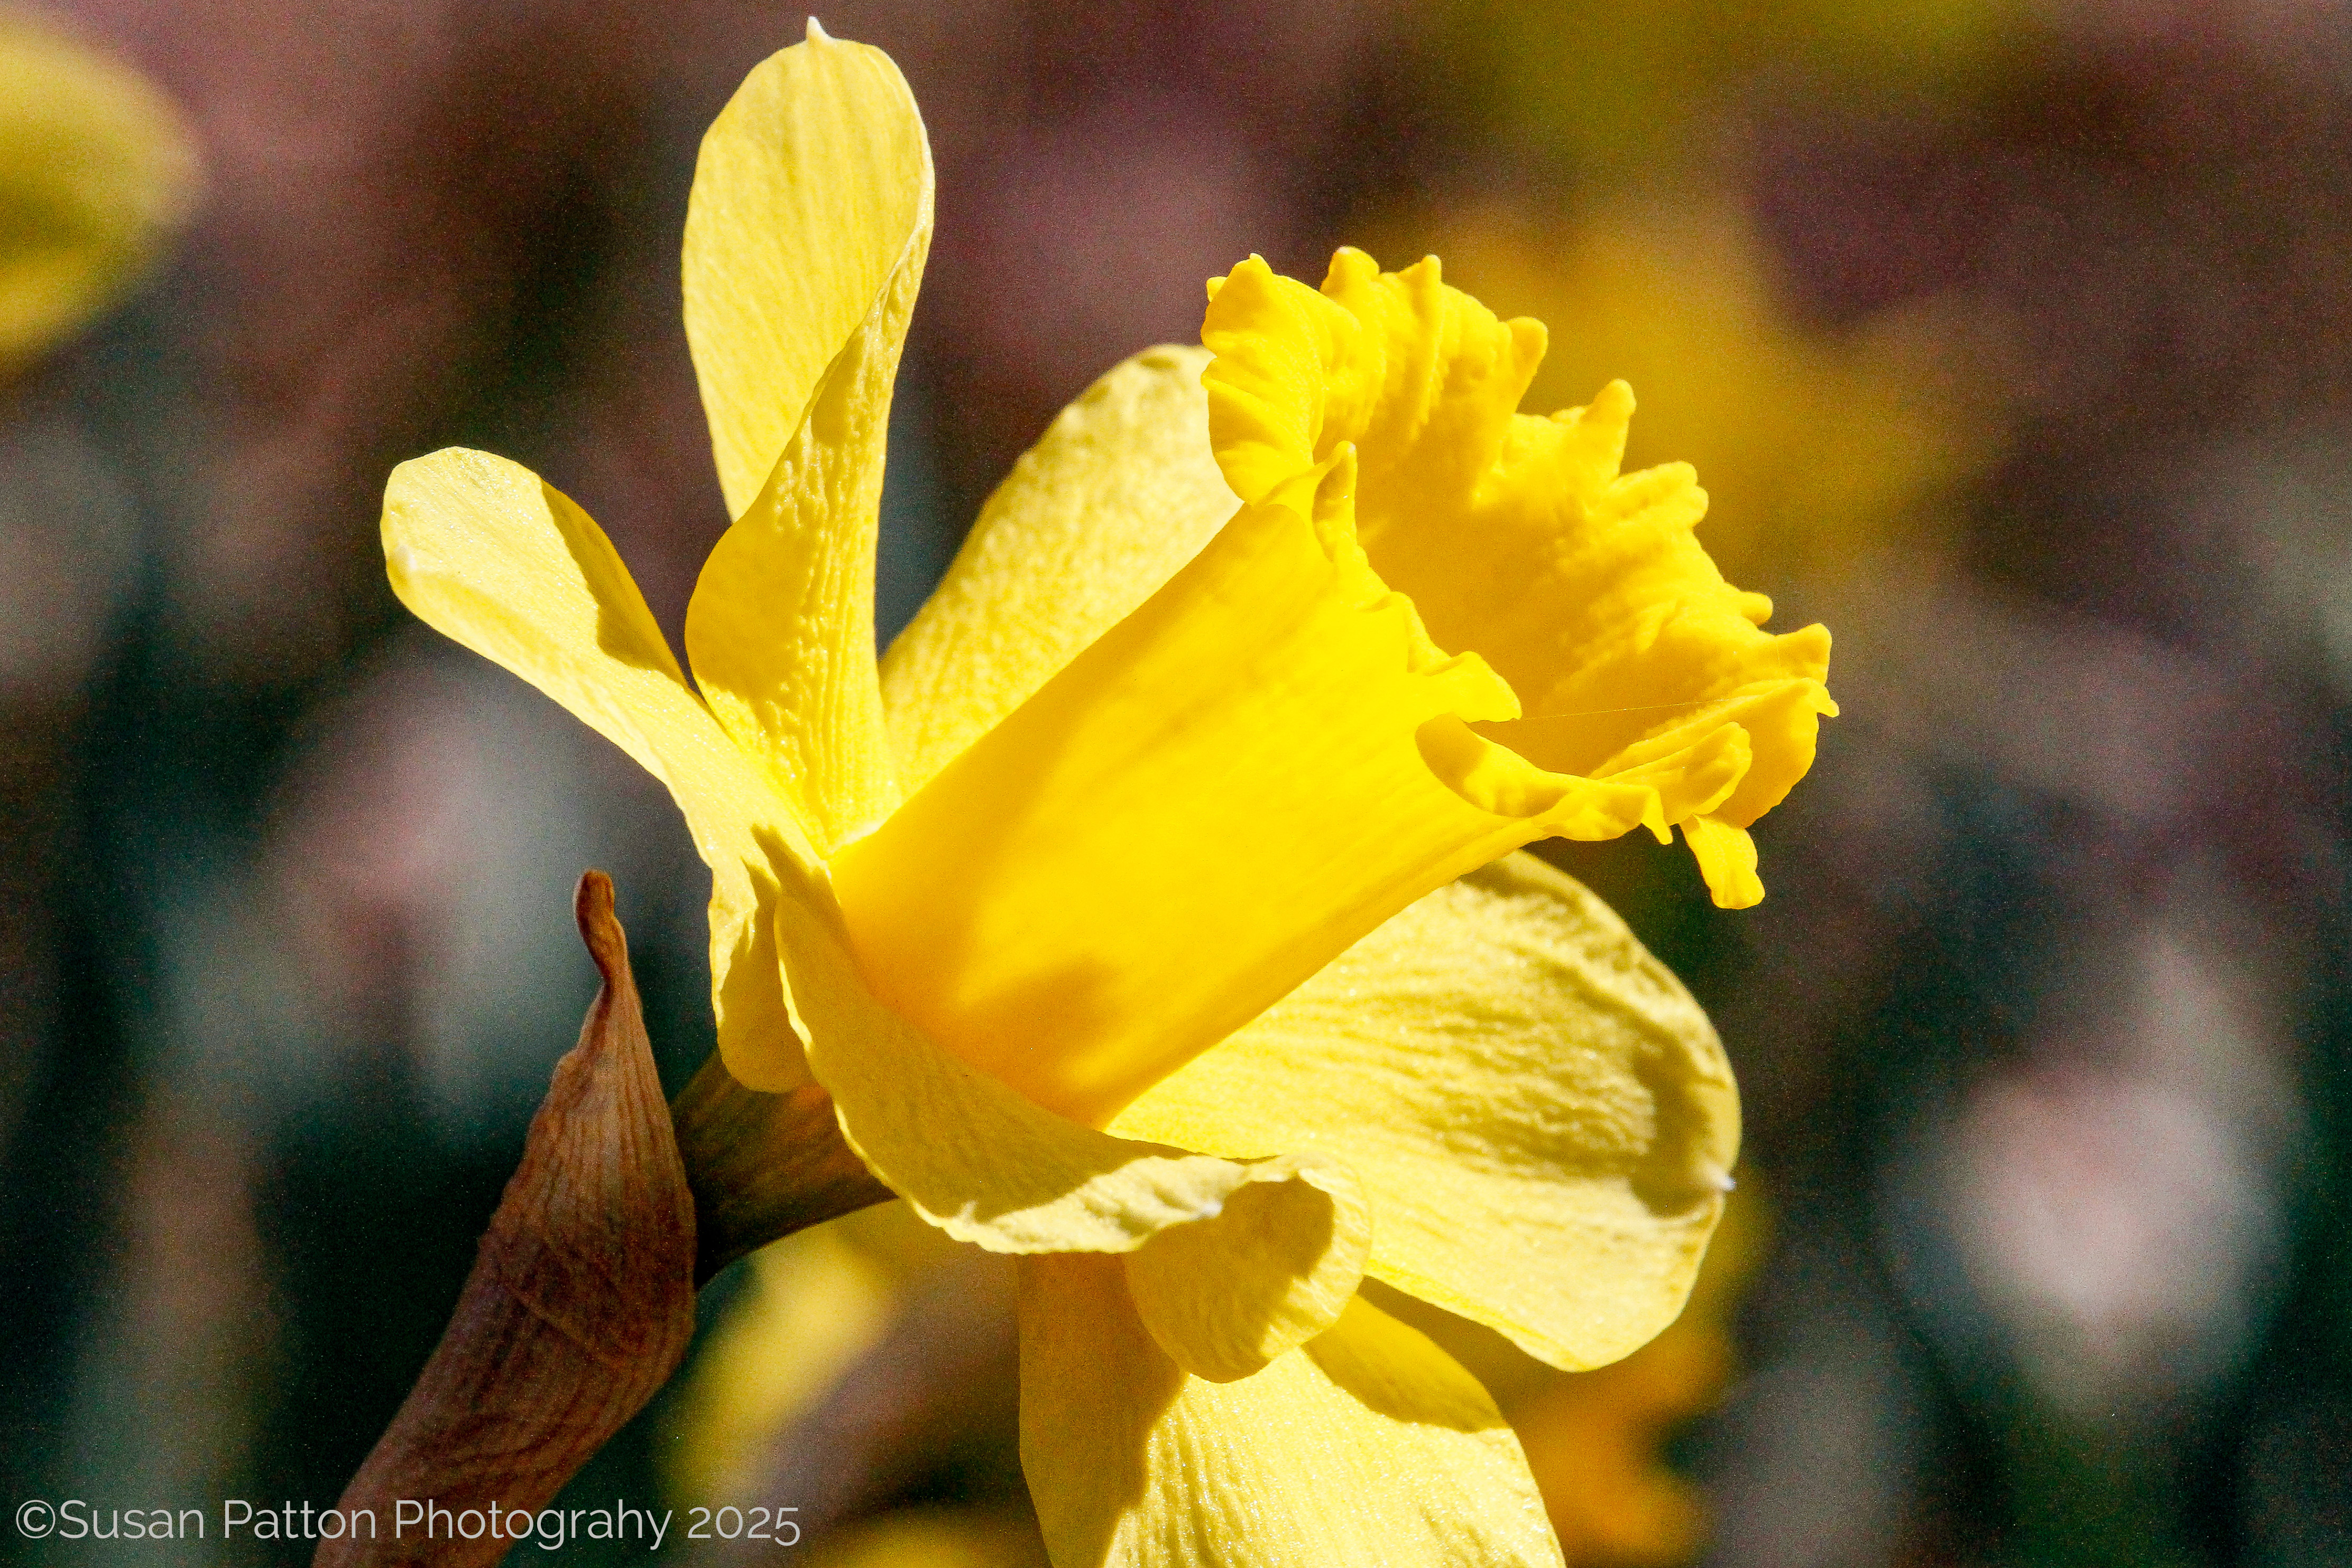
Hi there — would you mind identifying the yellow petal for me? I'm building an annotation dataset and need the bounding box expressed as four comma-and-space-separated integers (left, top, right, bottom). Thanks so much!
1121, 1159, 1372, 1383
381, 448, 815, 1090
1681, 814, 1762, 912
682, 20, 932, 520
0, 13, 200, 370
1111, 851, 1738, 1372
681, 22, 932, 853
879, 345, 1237, 796
833, 453, 1659, 1129
1203, 249, 1834, 906
768, 848, 1368, 1381
1019, 1254, 1564, 1568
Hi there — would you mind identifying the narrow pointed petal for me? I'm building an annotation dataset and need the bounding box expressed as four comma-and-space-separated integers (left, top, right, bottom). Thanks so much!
684, 22, 932, 520
879, 345, 1238, 796
1203, 250, 1834, 905
1019, 1255, 1565, 1568
832, 455, 1658, 1129
381, 448, 815, 1089
1111, 852, 1738, 1372
682, 25, 932, 852
768, 851, 1369, 1382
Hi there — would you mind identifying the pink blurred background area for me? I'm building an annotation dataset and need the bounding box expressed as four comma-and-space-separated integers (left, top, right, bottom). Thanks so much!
4, 2, 2350, 1565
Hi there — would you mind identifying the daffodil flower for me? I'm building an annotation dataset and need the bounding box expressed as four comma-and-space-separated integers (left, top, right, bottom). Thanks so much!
380, 24, 1832, 1566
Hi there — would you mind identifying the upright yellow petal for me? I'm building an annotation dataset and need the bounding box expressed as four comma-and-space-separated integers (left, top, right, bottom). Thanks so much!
1113, 852, 1737, 1372
381, 449, 816, 1090
768, 847, 1370, 1382
1203, 250, 1835, 907
832, 454, 1659, 1129
1019, 1255, 1564, 1568
682, 23, 931, 852
682, 20, 931, 520
879, 345, 1237, 795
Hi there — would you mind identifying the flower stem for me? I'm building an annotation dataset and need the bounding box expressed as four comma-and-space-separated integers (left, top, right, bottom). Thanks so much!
671, 1051, 892, 1285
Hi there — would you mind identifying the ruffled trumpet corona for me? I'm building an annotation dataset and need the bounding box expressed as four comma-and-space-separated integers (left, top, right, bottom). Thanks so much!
379, 21, 1832, 1567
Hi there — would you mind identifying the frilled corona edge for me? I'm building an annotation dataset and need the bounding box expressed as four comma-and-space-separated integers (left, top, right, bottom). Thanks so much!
1201, 248, 1837, 911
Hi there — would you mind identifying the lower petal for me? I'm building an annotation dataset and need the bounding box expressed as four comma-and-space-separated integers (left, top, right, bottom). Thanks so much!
1110, 852, 1738, 1373
1682, 815, 1763, 911
1018, 1254, 1563, 1568
1122, 1166, 1371, 1383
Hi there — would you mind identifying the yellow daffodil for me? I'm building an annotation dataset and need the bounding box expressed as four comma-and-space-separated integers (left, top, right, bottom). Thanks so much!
0, 8, 199, 371
379, 23, 1832, 1566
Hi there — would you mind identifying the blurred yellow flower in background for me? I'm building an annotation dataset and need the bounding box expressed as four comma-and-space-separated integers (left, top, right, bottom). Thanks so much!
1419, 0, 2019, 173
669, 1202, 961, 1510
0, 8, 198, 372
1404, 195, 2006, 589
380, 22, 1830, 1566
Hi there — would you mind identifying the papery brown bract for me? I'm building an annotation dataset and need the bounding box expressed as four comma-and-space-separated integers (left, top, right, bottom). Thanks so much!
316, 873, 694, 1568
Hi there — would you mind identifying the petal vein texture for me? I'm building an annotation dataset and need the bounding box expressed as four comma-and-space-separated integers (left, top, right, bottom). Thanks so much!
1020, 1254, 1565, 1568
682, 25, 933, 852
1114, 851, 1737, 1371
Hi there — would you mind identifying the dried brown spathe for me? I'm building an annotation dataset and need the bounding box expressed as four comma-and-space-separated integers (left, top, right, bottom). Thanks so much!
317, 871, 892, 1566
315, 872, 696, 1567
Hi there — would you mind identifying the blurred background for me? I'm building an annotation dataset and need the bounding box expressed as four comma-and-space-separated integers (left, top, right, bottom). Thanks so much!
3, 0, 2349, 1563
